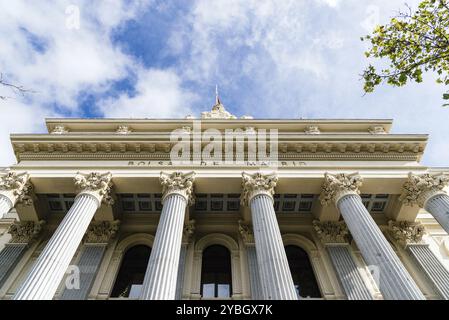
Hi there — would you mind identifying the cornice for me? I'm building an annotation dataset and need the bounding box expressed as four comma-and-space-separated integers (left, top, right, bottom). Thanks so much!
11, 140, 425, 162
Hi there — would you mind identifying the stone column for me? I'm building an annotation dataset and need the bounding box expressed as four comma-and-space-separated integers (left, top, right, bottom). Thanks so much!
175, 220, 195, 300
320, 173, 424, 300
313, 220, 373, 300
0, 172, 33, 218
0, 220, 44, 288
400, 172, 449, 234
238, 220, 263, 300
140, 172, 195, 300
241, 172, 297, 300
60, 220, 120, 300
388, 220, 449, 300
13, 172, 113, 300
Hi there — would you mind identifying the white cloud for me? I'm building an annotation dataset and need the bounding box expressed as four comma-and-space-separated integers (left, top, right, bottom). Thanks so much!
0, 0, 196, 165
99, 68, 198, 118
166, 0, 448, 166
1, 0, 448, 168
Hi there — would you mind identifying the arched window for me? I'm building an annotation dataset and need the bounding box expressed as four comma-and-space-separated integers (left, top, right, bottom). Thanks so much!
110, 245, 151, 298
285, 245, 321, 299
200, 245, 232, 298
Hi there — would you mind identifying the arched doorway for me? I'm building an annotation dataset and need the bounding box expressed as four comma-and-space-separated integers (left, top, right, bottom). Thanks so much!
200, 245, 232, 298
110, 245, 151, 298
285, 245, 321, 299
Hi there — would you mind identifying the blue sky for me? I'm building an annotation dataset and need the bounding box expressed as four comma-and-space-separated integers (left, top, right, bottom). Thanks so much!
0, 0, 448, 166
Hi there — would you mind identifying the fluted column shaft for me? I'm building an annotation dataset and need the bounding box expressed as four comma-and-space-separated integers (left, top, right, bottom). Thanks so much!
326, 245, 373, 300
0, 243, 27, 287
407, 244, 449, 299
246, 245, 263, 300
59, 244, 107, 300
0, 194, 13, 218
337, 194, 424, 300
175, 244, 188, 300
140, 194, 187, 300
250, 194, 297, 300
13, 194, 100, 300
425, 194, 449, 235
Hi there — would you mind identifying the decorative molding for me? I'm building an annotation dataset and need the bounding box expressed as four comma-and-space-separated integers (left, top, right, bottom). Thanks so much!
319, 172, 363, 206
84, 220, 120, 244
74, 172, 114, 205
368, 126, 386, 134
13, 141, 425, 162
51, 125, 69, 134
241, 172, 278, 206
400, 172, 449, 207
313, 220, 349, 244
179, 126, 192, 133
387, 220, 425, 248
116, 125, 132, 134
160, 171, 195, 205
8, 220, 45, 244
238, 220, 255, 245
305, 126, 321, 135
0, 171, 34, 205
245, 127, 256, 134
182, 219, 195, 244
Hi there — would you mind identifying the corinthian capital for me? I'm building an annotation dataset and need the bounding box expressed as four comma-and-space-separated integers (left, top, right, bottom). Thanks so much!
8, 220, 45, 244
387, 220, 425, 248
160, 171, 195, 205
182, 220, 195, 244
399, 172, 449, 208
0, 171, 34, 206
319, 172, 363, 206
241, 172, 278, 207
238, 220, 255, 245
84, 220, 120, 244
313, 220, 349, 244
74, 172, 114, 206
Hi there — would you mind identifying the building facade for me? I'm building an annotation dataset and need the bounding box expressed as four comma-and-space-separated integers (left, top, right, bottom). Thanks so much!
0, 100, 449, 300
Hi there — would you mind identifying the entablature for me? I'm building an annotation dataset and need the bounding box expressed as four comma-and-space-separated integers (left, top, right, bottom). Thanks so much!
10, 134, 427, 162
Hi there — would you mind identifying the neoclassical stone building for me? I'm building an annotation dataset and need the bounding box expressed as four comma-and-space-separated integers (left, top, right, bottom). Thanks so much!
0, 99, 449, 300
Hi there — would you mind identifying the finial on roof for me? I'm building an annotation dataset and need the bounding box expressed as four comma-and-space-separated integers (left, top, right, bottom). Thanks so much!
200, 86, 237, 119
215, 84, 220, 105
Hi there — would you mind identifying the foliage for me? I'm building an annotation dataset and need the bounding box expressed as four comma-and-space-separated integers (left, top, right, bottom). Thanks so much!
362, 0, 449, 105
